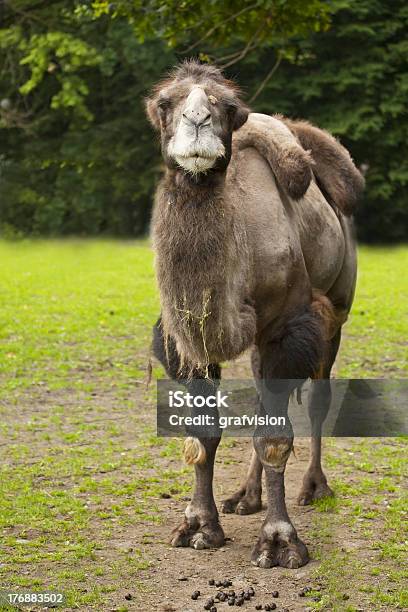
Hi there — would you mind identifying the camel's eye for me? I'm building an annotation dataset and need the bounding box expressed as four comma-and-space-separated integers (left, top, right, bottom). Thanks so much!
157, 98, 171, 112
226, 101, 238, 112
225, 101, 239, 122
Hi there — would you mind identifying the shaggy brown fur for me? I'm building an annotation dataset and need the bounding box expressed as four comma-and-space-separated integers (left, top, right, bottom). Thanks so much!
310, 290, 348, 379
152, 170, 256, 370
281, 117, 365, 215
311, 289, 348, 342
235, 116, 313, 201
259, 304, 324, 381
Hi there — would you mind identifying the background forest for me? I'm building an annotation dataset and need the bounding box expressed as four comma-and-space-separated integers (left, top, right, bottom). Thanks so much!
0, 0, 407, 242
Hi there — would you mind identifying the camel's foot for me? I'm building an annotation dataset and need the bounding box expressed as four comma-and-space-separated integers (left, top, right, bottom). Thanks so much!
251, 520, 309, 569
221, 487, 262, 515
297, 471, 334, 506
170, 507, 224, 550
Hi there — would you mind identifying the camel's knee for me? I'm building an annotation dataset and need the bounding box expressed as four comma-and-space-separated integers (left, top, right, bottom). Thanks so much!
183, 436, 220, 465
254, 436, 293, 471
183, 437, 207, 465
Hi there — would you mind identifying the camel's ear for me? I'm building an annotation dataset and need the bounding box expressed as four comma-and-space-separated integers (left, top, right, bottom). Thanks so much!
232, 102, 250, 131
145, 97, 160, 131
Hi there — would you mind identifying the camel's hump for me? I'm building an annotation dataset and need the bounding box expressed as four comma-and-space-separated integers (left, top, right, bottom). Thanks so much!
233, 113, 313, 201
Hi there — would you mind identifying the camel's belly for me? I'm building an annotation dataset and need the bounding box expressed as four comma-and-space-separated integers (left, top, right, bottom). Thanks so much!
295, 181, 345, 292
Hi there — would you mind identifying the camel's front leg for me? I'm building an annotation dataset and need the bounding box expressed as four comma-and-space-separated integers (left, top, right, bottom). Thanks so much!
171, 434, 225, 549
152, 318, 224, 549
251, 393, 309, 569
253, 464, 309, 568
169, 380, 225, 549
170, 378, 224, 550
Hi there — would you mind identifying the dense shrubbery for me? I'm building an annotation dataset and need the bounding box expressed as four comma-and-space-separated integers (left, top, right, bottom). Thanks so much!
246, 0, 408, 243
0, 0, 406, 241
0, 4, 175, 236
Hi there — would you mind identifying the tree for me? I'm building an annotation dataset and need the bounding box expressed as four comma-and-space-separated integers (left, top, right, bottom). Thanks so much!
238, 0, 408, 242
0, 0, 406, 241
0, 1, 175, 236
93, 0, 329, 58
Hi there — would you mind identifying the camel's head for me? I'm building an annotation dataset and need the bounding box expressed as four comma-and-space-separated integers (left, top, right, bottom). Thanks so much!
146, 60, 249, 175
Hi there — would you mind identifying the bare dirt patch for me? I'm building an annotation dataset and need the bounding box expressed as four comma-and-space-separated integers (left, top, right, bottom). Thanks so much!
1, 353, 406, 611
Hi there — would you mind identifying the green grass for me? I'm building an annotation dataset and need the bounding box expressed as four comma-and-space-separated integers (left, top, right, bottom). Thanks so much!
0, 242, 406, 398
338, 246, 408, 377
0, 240, 406, 609
0, 239, 159, 397
309, 437, 408, 611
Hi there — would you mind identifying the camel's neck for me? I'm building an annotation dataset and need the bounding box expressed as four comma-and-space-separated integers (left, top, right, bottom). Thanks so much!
164, 168, 226, 207
152, 167, 255, 368
153, 168, 230, 280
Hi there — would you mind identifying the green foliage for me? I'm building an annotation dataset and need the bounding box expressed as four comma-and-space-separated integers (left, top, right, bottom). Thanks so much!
100, 0, 330, 52
0, 2, 174, 236
239, 0, 408, 241
0, 0, 406, 240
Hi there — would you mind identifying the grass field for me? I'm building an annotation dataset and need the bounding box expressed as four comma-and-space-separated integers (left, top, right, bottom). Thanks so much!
0, 240, 407, 611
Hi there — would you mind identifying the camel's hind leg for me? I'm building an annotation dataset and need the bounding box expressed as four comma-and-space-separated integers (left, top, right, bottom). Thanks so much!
221, 449, 263, 515
251, 304, 327, 570
297, 329, 341, 505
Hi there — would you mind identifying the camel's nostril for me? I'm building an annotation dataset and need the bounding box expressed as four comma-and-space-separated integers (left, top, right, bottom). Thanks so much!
182, 110, 211, 127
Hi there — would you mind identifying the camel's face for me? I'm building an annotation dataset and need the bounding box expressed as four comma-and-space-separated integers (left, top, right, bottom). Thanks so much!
167, 85, 226, 174
146, 65, 249, 175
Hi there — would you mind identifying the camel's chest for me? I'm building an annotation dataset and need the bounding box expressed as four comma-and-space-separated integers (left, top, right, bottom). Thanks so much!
154, 222, 255, 367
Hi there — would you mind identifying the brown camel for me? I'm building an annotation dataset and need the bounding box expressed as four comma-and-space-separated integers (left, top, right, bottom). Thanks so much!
146, 60, 363, 568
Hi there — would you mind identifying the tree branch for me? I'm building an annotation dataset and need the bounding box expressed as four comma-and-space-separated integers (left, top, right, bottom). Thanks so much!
181, 3, 259, 54
219, 24, 264, 69
249, 52, 283, 103
2, 0, 59, 27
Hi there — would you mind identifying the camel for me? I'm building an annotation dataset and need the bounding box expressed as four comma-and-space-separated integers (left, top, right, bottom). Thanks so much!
146, 60, 364, 568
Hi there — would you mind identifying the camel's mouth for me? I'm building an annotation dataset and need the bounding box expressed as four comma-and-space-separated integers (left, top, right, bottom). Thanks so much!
173, 153, 218, 175
177, 151, 215, 160
167, 123, 226, 174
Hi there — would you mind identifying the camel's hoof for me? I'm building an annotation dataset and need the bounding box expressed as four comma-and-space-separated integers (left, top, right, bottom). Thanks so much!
297, 480, 334, 506
170, 520, 225, 550
236, 496, 262, 515
221, 491, 262, 515
220, 497, 238, 514
251, 522, 309, 569
190, 532, 211, 550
